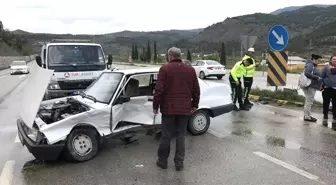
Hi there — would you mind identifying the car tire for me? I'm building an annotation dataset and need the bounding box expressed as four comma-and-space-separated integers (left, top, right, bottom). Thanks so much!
187, 110, 211, 136
64, 128, 99, 162
217, 76, 223, 80
199, 71, 206, 79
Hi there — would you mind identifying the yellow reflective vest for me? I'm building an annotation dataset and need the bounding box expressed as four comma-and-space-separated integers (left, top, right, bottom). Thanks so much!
230, 61, 247, 82
242, 55, 256, 77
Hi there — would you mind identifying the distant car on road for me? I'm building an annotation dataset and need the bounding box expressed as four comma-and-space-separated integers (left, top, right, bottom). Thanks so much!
191, 60, 226, 80
10, 61, 29, 75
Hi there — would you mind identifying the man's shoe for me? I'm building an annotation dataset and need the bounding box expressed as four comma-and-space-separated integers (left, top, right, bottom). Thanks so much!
324, 115, 328, 120
239, 105, 250, 111
156, 159, 167, 169
245, 101, 254, 106
233, 105, 239, 111
303, 117, 317, 122
175, 165, 184, 171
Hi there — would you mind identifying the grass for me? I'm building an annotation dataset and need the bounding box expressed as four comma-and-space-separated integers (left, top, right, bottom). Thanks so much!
250, 88, 322, 107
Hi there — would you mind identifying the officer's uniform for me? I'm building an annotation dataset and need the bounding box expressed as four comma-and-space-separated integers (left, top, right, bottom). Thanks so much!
229, 60, 249, 111
242, 48, 258, 106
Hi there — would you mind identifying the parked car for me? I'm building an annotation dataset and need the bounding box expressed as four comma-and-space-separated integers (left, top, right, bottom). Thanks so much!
17, 63, 234, 162
10, 61, 29, 75
191, 60, 226, 79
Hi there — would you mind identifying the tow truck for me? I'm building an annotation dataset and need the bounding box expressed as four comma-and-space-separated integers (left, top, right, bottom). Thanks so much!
35, 39, 113, 100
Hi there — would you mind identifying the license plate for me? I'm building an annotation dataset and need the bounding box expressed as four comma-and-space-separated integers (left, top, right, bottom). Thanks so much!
72, 91, 79, 95
215, 67, 221, 69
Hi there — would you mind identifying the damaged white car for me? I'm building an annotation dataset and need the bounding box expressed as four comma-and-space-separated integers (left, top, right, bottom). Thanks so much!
17, 63, 234, 162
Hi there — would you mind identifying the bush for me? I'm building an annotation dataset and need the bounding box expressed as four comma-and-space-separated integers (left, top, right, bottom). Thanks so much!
250, 88, 322, 106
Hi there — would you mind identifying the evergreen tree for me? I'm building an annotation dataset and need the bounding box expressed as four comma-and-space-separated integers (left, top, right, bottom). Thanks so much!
220, 42, 226, 65
187, 49, 192, 61
135, 44, 138, 60
146, 40, 151, 63
153, 40, 157, 62
131, 44, 135, 60
141, 46, 146, 62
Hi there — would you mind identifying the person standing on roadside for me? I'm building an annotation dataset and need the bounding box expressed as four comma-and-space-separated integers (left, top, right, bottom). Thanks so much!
242, 47, 259, 107
229, 58, 254, 111
321, 55, 336, 120
302, 54, 323, 122
153, 47, 200, 171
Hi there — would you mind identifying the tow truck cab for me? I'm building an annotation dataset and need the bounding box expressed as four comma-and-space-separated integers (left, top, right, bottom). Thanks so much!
35, 39, 113, 100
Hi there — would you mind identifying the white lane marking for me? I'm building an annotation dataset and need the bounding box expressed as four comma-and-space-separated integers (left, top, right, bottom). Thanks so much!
14, 134, 20, 143
0, 160, 15, 185
0, 76, 7, 79
253, 151, 319, 180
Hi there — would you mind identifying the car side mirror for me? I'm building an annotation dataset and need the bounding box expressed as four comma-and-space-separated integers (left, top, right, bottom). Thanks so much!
115, 95, 130, 104
35, 56, 42, 67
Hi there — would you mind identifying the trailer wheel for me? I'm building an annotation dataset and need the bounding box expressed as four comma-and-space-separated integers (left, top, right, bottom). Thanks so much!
64, 128, 99, 162
187, 110, 210, 136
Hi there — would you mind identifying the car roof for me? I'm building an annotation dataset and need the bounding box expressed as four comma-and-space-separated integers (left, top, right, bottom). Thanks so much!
46, 43, 102, 46
113, 67, 160, 75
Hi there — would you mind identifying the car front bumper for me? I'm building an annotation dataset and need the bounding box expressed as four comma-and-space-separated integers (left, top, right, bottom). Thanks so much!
10, 69, 29, 74
209, 103, 235, 117
205, 69, 226, 77
17, 118, 65, 161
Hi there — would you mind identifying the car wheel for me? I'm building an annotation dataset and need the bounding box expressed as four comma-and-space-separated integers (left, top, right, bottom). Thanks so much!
187, 110, 211, 136
199, 71, 206, 79
217, 76, 223, 80
64, 128, 99, 162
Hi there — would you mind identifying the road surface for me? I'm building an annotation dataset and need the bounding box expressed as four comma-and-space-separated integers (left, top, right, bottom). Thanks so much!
0, 63, 335, 185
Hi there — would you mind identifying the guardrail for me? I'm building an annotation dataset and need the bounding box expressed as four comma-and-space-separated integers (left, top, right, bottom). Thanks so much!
0, 54, 36, 70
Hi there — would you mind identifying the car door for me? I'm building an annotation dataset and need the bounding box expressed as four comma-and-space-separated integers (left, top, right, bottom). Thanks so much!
111, 73, 158, 132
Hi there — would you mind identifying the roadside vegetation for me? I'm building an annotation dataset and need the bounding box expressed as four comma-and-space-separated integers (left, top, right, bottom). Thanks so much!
250, 88, 322, 108
0, 21, 33, 55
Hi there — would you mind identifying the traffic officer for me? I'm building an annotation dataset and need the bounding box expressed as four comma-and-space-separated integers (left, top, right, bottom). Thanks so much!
229, 58, 254, 111
242, 47, 259, 107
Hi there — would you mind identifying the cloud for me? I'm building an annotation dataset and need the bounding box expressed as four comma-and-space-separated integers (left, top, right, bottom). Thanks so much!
15, 4, 48, 9
2, 0, 336, 34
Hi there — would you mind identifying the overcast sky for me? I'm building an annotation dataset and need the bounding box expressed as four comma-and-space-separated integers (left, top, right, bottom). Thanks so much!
1, 0, 335, 34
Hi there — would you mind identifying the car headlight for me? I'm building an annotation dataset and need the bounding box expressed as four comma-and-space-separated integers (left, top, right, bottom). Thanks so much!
48, 83, 60, 90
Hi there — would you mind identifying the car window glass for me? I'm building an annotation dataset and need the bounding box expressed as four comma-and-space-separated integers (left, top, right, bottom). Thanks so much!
197, 61, 204, 66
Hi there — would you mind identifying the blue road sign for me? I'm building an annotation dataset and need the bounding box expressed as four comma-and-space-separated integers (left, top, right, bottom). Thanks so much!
268, 25, 289, 51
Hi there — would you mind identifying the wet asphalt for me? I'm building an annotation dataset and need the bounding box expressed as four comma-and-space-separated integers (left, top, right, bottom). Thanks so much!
0, 64, 336, 185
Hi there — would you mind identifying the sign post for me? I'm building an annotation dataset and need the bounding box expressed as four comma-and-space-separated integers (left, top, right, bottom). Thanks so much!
267, 25, 289, 90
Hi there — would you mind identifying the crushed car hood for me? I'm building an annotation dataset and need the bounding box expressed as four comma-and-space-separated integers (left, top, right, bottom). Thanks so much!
20, 62, 54, 129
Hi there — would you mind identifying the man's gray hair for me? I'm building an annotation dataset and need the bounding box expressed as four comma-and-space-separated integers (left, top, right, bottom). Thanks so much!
167, 47, 181, 58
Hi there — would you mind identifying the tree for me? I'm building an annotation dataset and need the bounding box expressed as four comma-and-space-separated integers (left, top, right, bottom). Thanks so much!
134, 44, 138, 60
131, 44, 135, 60
0, 21, 3, 32
140, 46, 146, 62
153, 40, 157, 62
220, 42, 226, 65
187, 49, 192, 61
146, 40, 151, 63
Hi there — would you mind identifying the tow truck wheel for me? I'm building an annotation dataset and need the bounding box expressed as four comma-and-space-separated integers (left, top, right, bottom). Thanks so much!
187, 110, 210, 136
64, 128, 99, 162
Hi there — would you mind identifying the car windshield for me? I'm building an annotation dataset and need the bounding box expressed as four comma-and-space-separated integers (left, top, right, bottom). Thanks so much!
11, 61, 26, 66
83, 72, 124, 103
206, 61, 221, 65
47, 45, 106, 72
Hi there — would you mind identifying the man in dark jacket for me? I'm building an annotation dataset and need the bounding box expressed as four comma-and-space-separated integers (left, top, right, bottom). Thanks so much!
321, 55, 336, 120
153, 47, 200, 171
